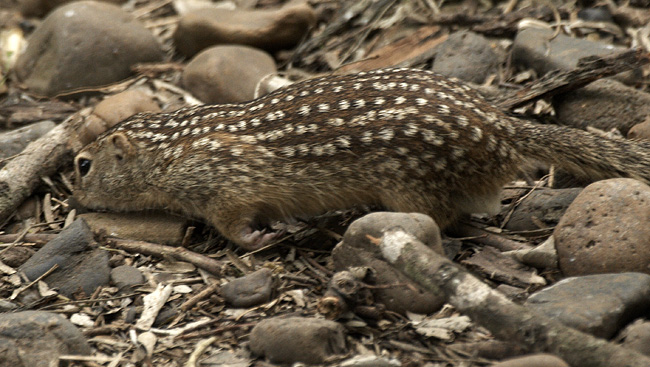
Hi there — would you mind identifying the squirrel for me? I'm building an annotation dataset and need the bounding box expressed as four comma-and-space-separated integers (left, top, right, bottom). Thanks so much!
73, 68, 650, 250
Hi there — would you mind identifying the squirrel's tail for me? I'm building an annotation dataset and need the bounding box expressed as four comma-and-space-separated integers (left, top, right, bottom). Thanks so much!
512, 120, 650, 184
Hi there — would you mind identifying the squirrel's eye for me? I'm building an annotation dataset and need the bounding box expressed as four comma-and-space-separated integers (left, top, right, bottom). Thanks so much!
78, 158, 92, 177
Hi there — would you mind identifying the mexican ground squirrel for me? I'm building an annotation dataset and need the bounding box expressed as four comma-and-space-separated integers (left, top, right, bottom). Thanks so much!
74, 68, 650, 250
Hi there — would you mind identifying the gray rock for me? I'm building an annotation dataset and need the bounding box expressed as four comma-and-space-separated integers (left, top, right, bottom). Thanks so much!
182, 45, 276, 104
20, 218, 110, 297
512, 27, 637, 83
220, 268, 274, 308
554, 179, 650, 276
110, 265, 144, 291
503, 188, 582, 231
0, 311, 90, 367
15, 1, 163, 96
249, 316, 347, 364
526, 273, 650, 338
432, 30, 500, 84
173, 2, 316, 57
0, 120, 56, 159
333, 212, 445, 314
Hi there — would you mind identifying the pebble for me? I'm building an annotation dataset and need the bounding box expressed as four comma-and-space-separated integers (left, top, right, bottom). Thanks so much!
92, 89, 160, 126
0, 120, 56, 159
577, 7, 614, 22
491, 353, 569, 367
78, 88, 160, 145
173, 1, 316, 57
249, 316, 347, 364
526, 273, 650, 338
220, 268, 275, 308
18, 0, 124, 17
182, 45, 277, 104
15, 1, 163, 96
340, 355, 401, 367
618, 319, 650, 356
503, 188, 581, 231
78, 212, 189, 245
432, 30, 500, 84
553, 178, 650, 276
110, 265, 144, 291
0, 244, 35, 267
627, 117, 650, 141
0, 311, 90, 366
19, 218, 110, 297
198, 349, 249, 367
333, 212, 445, 314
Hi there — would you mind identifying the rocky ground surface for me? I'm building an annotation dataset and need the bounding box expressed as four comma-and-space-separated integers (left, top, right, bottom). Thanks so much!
0, 0, 650, 366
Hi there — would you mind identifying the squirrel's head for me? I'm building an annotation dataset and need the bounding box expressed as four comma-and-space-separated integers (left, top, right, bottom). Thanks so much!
73, 131, 156, 211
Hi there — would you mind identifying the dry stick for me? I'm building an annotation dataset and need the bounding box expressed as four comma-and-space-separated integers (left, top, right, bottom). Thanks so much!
376, 228, 650, 367
496, 48, 650, 110
110, 238, 223, 276
0, 110, 88, 224
0, 233, 58, 245
448, 223, 531, 252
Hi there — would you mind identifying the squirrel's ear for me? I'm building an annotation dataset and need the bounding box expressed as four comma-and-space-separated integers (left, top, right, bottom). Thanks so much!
108, 132, 135, 161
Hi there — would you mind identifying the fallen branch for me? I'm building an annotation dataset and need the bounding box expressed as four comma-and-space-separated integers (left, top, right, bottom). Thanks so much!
376, 228, 650, 367
0, 110, 89, 224
496, 48, 650, 110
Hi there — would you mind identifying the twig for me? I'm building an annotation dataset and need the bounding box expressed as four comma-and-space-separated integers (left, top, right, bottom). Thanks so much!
110, 238, 223, 276
376, 228, 650, 367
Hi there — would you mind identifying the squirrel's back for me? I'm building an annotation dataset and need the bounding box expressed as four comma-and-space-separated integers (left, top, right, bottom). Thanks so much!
73, 68, 650, 249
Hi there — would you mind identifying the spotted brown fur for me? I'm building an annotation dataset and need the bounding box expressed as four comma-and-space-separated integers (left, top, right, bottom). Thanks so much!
73, 68, 650, 250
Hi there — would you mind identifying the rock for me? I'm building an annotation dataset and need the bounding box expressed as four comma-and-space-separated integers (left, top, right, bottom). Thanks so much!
111, 265, 144, 291
0, 311, 90, 367
577, 7, 614, 22
249, 316, 347, 364
526, 273, 650, 338
18, 0, 124, 17
220, 268, 275, 308
491, 354, 570, 367
78, 88, 160, 145
432, 30, 500, 84
93, 89, 160, 126
619, 319, 650, 356
553, 178, 650, 276
0, 120, 56, 159
512, 27, 637, 84
15, 1, 163, 96
628, 117, 650, 141
0, 245, 35, 268
182, 45, 276, 104
199, 349, 250, 367
79, 212, 188, 245
173, 2, 316, 57
503, 188, 581, 231
451, 340, 527, 361
19, 218, 110, 297
340, 355, 401, 367
332, 212, 445, 314
554, 79, 650, 136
